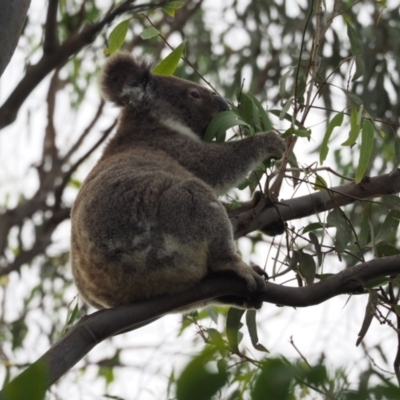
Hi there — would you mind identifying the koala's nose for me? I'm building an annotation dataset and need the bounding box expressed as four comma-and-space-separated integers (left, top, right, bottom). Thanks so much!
213, 93, 230, 111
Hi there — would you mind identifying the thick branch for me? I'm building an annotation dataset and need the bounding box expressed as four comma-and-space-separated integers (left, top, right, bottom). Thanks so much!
1, 254, 399, 397
43, 0, 59, 52
231, 169, 400, 238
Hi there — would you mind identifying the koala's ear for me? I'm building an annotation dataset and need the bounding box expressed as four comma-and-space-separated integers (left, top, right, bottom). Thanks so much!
101, 53, 153, 107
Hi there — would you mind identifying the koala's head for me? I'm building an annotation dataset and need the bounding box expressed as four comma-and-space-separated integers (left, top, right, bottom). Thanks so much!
101, 53, 229, 138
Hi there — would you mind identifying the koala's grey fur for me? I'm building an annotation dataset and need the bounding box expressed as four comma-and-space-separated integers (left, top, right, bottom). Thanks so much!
70, 52, 286, 310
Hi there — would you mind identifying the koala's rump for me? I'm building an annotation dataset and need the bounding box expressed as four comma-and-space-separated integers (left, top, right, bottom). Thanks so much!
71, 153, 212, 308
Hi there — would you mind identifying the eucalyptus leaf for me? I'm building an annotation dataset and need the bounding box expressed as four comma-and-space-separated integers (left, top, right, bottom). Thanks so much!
204, 111, 254, 142
246, 92, 273, 131
309, 232, 322, 267
162, 1, 185, 17
153, 41, 186, 76
356, 291, 378, 346
246, 309, 269, 352
341, 107, 360, 146
355, 120, 374, 183
105, 19, 130, 55
140, 27, 160, 40
347, 23, 365, 81
226, 308, 245, 353
320, 112, 344, 165
327, 208, 351, 254
298, 251, 316, 284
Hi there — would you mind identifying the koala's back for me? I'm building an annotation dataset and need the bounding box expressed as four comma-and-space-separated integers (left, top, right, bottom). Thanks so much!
71, 52, 285, 310
72, 147, 210, 308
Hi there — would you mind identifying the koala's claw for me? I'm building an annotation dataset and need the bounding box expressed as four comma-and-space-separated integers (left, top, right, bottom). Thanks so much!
251, 265, 269, 280
238, 264, 267, 299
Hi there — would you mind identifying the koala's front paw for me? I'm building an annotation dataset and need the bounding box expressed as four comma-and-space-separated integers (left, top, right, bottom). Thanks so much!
261, 132, 286, 161
234, 263, 267, 309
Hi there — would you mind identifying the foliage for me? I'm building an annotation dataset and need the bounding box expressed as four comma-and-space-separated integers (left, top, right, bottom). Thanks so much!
1, 0, 400, 399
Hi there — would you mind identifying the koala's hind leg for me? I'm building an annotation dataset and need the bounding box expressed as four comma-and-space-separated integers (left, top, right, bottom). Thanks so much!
158, 178, 266, 307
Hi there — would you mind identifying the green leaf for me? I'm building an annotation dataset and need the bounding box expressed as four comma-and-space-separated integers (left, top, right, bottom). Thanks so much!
295, 67, 307, 105
247, 169, 265, 193
302, 222, 324, 234
226, 308, 245, 353
313, 174, 327, 191
176, 346, 228, 400
298, 251, 316, 285
315, 273, 335, 280
309, 232, 322, 267
376, 210, 400, 243
99, 366, 115, 385
376, 243, 400, 258
356, 104, 364, 125
279, 69, 292, 99
153, 41, 186, 76
1, 359, 48, 400
206, 306, 219, 324
382, 195, 400, 211
356, 290, 378, 346
294, 129, 311, 138
207, 328, 226, 356
246, 310, 269, 352
246, 92, 273, 131
234, 92, 261, 131
347, 23, 365, 81
66, 303, 80, 326
364, 276, 390, 289
282, 127, 311, 138
327, 208, 351, 255
140, 26, 160, 40
162, 1, 185, 17
358, 204, 372, 248
279, 100, 291, 120
287, 151, 300, 187
320, 112, 344, 165
252, 359, 296, 400
355, 120, 374, 183
104, 19, 130, 55
204, 111, 254, 143
395, 139, 400, 170
340, 88, 363, 106
341, 107, 361, 146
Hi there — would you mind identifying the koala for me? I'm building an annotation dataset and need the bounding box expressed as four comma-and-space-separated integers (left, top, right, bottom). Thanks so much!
70, 52, 286, 310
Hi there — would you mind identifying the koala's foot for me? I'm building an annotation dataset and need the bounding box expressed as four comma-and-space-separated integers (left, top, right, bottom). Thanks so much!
242, 265, 268, 309
212, 259, 267, 309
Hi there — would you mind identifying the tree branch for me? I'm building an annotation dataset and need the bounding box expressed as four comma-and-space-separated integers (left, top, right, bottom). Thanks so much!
231, 169, 400, 238
43, 0, 59, 53
1, 254, 399, 397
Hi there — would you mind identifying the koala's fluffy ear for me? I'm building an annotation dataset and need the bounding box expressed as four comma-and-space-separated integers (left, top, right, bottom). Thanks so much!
101, 53, 153, 107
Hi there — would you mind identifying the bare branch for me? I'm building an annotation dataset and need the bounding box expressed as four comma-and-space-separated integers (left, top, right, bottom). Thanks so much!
0, 207, 70, 276
62, 100, 105, 163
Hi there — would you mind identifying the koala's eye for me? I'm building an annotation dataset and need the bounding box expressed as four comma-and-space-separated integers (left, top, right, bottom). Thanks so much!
190, 90, 200, 99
